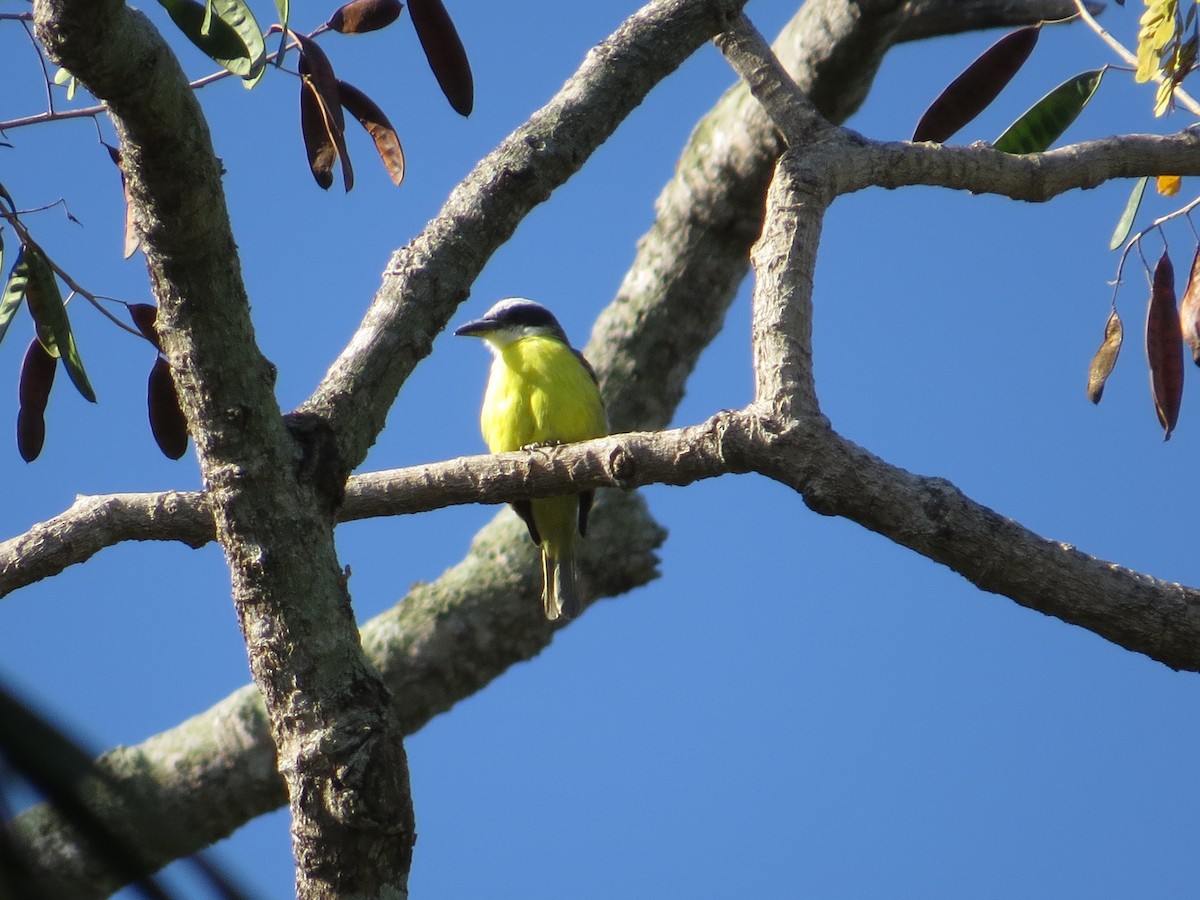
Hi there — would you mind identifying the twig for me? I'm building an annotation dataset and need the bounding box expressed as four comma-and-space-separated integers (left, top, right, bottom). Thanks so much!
1073, 0, 1200, 117
0, 206, 144, 339
20, 17, 55, 116
1111, 192, 1200, 302
0, 29, 305, 133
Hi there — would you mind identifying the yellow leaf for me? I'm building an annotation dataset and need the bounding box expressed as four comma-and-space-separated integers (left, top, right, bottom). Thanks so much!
1137, 46, 1160, 82
1155, 76, 1177, 115
1158, 174, 1183, 195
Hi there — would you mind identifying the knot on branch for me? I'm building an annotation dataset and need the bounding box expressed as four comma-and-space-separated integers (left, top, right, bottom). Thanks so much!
917, 476, 965, 542
285, 412, 349, 518
606, 442, 638, 489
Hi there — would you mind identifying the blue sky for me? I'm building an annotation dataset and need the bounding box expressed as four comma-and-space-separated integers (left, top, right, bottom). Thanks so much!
3, 2, 1200, 897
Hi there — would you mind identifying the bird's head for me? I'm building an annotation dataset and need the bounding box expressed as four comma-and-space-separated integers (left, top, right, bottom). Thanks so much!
454, 298, 571, 349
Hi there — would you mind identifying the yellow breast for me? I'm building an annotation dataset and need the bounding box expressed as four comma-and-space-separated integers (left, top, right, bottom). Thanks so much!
480, 335, 607, 453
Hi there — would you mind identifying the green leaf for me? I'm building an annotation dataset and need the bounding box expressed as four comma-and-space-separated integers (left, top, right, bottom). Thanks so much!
22, 245, 97, 404
216, 0, 266, 86
157, 0, 266, 85
993, 68, 1106, 155
53, 67, 78, 101
1110, 176, 1149, 251
0, 243, 28, 350
272, 0, 289, 64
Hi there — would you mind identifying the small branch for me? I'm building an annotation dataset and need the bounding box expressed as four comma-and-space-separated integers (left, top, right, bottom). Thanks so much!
0, 205, 144, 338
6, 408, 1200, 672
1110, 193, 1200, 298
833, 131, 1200, 200
0, 27, 304, 133
1072, 0, 1200, 117
713, 12, 831, 144
21, 16, 56, 116
897, 0, 1104, 42
0, 425, 731, 600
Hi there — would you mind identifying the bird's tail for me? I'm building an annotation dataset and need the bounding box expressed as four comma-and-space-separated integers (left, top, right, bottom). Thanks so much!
541, 550, 580, 621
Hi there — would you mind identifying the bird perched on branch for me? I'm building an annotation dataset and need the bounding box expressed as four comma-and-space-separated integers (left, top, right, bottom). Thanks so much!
455, 298, 608, 620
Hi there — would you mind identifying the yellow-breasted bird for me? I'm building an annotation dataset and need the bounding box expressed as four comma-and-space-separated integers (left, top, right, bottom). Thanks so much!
455, 298, 608, 620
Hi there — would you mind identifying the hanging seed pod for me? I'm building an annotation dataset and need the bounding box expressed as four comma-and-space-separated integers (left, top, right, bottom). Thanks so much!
128, 303, 162, 351
295, 33, 354, 191
1087, 308, 1123, 404
1179, 244, 1200, 365
17, 405, 46, 462
338, 80, 405, 185
328, 0, 404, 34
408, 0, 473, 116
18, 337, 56, 412
1146, 250, 1184, 439
147, 356, 189, 460
300, 79, 338, 190
16, 338, 56, 462
912, 26, 1040, 143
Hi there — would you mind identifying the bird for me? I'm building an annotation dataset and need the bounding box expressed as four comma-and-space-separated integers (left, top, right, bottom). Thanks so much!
455, 298, 608, 620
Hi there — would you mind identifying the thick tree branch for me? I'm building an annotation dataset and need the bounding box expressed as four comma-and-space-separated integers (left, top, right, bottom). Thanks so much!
838, 132, 1200, 198
33, 1, 415, 894
11, 407, 1200, 673
6, 490, 666, 898
897, 0, 1106, 42
0, 491, 209, 599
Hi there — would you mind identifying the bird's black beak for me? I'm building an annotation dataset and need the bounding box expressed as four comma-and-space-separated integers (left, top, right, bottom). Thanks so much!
454, 317, 493, 337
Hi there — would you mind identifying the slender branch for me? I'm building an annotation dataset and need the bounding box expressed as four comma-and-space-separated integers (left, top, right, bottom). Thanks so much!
0, 491, 210, 599
0, 205, 144, 338
835, 131, 1200, 199
0, 22, 303, 133
1072, 0, 1200, 117
21, 16, 55, 116
6, 400, 1200, 671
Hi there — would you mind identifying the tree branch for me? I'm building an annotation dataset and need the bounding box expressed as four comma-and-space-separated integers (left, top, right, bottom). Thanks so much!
6, 490, 666, 898
3, 1, 1132, 890
588, 0, 1090, 433
33, 1, 416, 894
897, 0, 1106, 42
